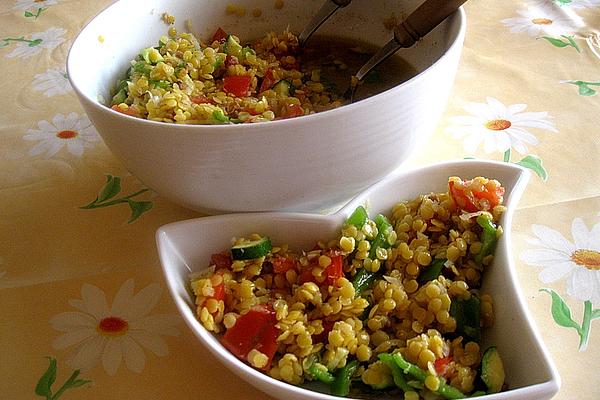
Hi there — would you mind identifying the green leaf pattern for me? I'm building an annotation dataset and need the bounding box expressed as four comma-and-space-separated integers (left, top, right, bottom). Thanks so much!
25, 8, 47, 19
81, 174, 153, 223
515, 155, 548, 181
540, 288, 580, 330
34, 357, 57, 398
1, 36, 43, 48
35, 357, 90, 399
539, 35, 581, 52
540, 289, 600, 351
563, 80, 600, 96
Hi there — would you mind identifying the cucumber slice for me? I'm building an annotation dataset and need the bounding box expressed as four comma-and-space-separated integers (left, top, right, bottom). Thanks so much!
481, 346, 505, 393
231, 236, 272, 260
223, 35, 243, 59
272, 80, 292, 96
240, 46, 255, 62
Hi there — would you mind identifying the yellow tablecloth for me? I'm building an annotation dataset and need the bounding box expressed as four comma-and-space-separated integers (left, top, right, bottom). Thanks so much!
2, 0, 599, 398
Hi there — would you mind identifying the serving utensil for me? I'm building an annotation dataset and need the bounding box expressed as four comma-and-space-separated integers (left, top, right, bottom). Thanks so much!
298, 0, 352, 46
347, 0, 468, 102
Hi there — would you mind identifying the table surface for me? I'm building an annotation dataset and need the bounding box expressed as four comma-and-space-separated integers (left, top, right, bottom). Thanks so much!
2, 0, 600, 399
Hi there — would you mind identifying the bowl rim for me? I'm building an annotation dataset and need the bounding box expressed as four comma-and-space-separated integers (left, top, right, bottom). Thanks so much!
66, 1, 466, 134
155, 159, 561, 400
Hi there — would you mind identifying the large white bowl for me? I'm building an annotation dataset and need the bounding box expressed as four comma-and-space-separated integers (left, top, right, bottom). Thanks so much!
68, 0, 466, 214
156, 159, 560, 400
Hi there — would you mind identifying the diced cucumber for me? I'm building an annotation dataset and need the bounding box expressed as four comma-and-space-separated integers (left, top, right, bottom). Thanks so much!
212, 108, 229, 123
140, 47, 163, 64
223, 34, 243, 59
111, 78, 129, 105
111, 88, 127, 105
272, 80, 292, 97
449, 295, 481, 343
149, 80, 171, 90
231, 236, 272, 260
331, 359, 359, 396
352, 268, 380, 296
133, 61, 152, 75
368, 214, 393, 259
346, 205, 368, 228
307, 362, 335, 384
240, 46, 255, 62
213, 53, 226, 70
475, 213, 499, 265
481, 346, 505, 393
418, 258, 446, 284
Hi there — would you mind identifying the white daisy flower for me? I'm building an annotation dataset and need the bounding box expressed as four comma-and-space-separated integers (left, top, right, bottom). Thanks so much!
446, 97, 557, 155
32, 68, 72, 96
50, 279, 181, 375
5, 27, 66, 59
501, 5, 577, 37
535, 0, 600, 9
569, 0, 600, 8
13, 0, 58, 11
521, 218, 600, 305
23, 112, 100, 158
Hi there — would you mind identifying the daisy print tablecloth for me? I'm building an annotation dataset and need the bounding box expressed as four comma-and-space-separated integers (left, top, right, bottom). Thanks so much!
1, 0, 599, 399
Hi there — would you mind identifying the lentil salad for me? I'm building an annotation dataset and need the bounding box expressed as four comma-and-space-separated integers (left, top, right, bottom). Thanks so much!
191, 176, 507, 399
109, 27, 346, 123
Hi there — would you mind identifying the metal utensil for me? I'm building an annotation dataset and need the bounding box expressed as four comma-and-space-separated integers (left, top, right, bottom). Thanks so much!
298, 0, 352, 46
347, 0, 468, 102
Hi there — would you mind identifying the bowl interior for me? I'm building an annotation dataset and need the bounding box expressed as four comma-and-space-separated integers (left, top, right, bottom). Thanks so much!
68, 0, 463, 106
156, 160, 560, 400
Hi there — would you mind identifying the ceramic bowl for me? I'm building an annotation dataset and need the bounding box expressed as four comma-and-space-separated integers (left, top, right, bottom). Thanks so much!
67, 0, 466, 214
156, 159, 560, 400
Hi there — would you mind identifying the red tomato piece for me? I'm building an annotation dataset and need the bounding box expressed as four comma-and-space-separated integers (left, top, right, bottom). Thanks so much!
473, 185, 505, 209
298, 268, 316, 285
324, 254, 344, 286
200, 272, 226, 315
210, 252, 232, 269
312, 320, 334, 344
281, 103, 304, 119
223, 75, 252, 97
221, 304, 279, 370
258, 69, 277, 94
449, 178, 505, 212
298, 251, 344, 286
241, 107, 262, 116
211, 27, 228, 43
272, 256, 297, 274
210, 280, 226, 302
110, 104, 138, 117
191, 95, 214, 105
434, 356, 452, 376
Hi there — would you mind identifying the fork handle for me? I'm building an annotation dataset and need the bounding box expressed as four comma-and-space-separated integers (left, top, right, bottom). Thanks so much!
394, 0, 468, 47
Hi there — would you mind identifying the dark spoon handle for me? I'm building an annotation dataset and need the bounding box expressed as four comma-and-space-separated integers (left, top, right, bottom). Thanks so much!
394, 0, 468, 47
350, 0, 468, 101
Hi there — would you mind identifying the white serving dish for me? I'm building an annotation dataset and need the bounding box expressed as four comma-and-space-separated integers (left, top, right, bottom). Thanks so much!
68, 0, 466, 214
156, 159, 560, 400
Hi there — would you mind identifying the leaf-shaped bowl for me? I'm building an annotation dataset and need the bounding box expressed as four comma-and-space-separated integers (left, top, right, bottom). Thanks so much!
156, 159, 560, 400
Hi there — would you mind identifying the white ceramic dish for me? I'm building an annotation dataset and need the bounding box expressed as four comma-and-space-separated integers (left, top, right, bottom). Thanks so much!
67, 0, 466, 214
156, 159, 560, 400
